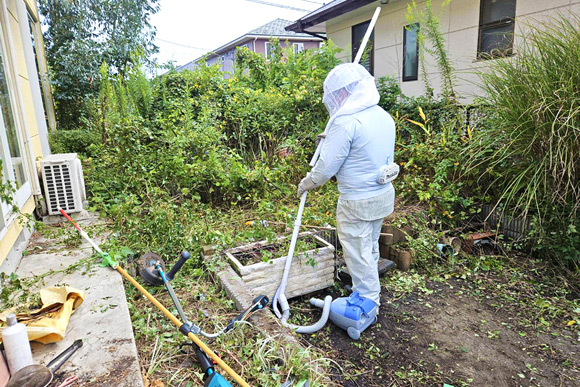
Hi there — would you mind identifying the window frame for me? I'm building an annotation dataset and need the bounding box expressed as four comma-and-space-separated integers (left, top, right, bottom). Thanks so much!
292, 42, 304, 54
264, 41, 273, 59
351, 20, 374, 75
477, 0, 516, 59
402, 23, 419, 82
0, 1, 34, 221
26, 7, 56, 132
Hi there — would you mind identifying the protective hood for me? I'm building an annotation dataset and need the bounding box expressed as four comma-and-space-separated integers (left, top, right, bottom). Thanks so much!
322, 63, 380, 119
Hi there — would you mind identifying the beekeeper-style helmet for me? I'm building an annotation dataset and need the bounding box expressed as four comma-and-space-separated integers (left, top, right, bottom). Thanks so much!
322, 63, 379, 118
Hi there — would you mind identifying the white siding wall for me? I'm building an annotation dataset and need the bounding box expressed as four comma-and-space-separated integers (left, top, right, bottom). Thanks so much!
326, 0, 580, 102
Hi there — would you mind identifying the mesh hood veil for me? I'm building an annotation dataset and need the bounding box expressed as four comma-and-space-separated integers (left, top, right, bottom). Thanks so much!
322, 63, 380, 119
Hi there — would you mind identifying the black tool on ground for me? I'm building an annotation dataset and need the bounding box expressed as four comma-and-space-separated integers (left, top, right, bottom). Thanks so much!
179, 342, 232, 387
140, 251, 191, 286
194, 344, 232, 387
139, 251, 269, 337
6, 339, 83, 387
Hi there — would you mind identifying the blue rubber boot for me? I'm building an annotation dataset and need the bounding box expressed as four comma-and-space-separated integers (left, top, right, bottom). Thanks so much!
328, 292, 378, 340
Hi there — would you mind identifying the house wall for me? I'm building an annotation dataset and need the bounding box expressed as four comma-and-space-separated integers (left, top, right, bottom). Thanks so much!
253, 38, 321, 55
0, 0, 52, 269
325, 0, 580, 102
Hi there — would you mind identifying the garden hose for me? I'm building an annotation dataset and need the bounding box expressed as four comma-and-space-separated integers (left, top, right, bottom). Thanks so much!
58, 209, 251, 387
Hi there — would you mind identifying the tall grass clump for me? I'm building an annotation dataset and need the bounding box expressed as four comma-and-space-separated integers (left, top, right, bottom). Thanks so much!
469, 16, 580, 264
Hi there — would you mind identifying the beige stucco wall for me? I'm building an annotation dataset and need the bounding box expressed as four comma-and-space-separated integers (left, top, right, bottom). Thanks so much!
0, 0, 52, 267
326, 0, 580, 102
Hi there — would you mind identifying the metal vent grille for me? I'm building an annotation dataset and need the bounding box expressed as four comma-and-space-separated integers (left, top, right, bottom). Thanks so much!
43, 163, 76, 213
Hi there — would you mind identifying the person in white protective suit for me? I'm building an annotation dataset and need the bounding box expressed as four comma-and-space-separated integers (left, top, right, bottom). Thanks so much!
297, 63, 397, 309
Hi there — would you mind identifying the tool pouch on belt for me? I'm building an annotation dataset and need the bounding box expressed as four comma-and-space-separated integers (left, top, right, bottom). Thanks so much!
377, 162, 399, 185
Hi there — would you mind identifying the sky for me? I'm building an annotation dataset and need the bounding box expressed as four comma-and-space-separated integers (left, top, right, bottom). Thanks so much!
150, 0, 326, 69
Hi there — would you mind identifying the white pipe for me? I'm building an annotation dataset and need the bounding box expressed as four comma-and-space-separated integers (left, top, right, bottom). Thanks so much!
354, 7, 382, 64
272, 6, 382, 335
272, 192, 307, 319
310, 7, 382, 167
284, 296, 332, 334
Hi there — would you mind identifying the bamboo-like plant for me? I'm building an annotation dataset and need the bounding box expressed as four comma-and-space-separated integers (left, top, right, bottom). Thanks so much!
467, 16, 580, 259
406, 0, 456, 102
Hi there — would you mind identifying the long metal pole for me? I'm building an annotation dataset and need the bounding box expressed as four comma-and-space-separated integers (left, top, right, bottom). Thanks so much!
309, 6, 382, 166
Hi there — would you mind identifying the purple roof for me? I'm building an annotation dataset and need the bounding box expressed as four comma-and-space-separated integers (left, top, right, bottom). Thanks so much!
178, 18, 324, 70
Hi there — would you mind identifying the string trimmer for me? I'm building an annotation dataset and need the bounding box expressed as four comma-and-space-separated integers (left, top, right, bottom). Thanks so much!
58, 209, 251, 387
139, 251, 268, 339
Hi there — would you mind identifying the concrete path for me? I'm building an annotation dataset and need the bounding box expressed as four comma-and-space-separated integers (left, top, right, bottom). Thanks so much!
13, 214, 143, 386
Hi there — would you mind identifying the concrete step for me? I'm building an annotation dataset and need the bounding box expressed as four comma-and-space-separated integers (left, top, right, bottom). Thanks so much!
13, 215, 143, 386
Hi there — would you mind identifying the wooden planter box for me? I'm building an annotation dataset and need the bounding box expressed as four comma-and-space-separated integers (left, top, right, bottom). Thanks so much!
224, 232, 335, 299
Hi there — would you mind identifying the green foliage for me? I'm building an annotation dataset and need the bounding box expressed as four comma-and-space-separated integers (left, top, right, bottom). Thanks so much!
0, 160, 15, 207
377, 76, 447, 138
80, 42, 340, 256
49, 129, 101, 157
468, 16, 580, 264
376, 76, 481, 226
39, 0, 159, 130
406, 0, 456, 101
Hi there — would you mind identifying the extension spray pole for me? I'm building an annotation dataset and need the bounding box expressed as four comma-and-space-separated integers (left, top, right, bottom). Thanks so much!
273, 6, 382, 331
59, 209, 251, 387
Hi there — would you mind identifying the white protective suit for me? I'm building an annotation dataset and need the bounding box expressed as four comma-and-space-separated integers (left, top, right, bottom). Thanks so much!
299, 63, 396, 306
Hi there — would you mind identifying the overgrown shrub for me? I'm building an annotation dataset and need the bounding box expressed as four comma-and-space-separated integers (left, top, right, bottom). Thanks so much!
79, 42, 340, 256
468, 16, 580, 264
375, 76, 481, 227
49, 129, 101, 157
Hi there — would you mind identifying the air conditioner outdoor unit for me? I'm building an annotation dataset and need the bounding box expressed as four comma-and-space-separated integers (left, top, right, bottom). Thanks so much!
41, 153, 87, 216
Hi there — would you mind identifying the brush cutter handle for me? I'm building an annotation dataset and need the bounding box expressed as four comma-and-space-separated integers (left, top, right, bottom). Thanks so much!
115, 266, 251, 387
167, 251, 190, 281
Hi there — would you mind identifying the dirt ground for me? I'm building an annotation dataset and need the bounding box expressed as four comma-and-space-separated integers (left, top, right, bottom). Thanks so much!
291, 272, 580, 387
